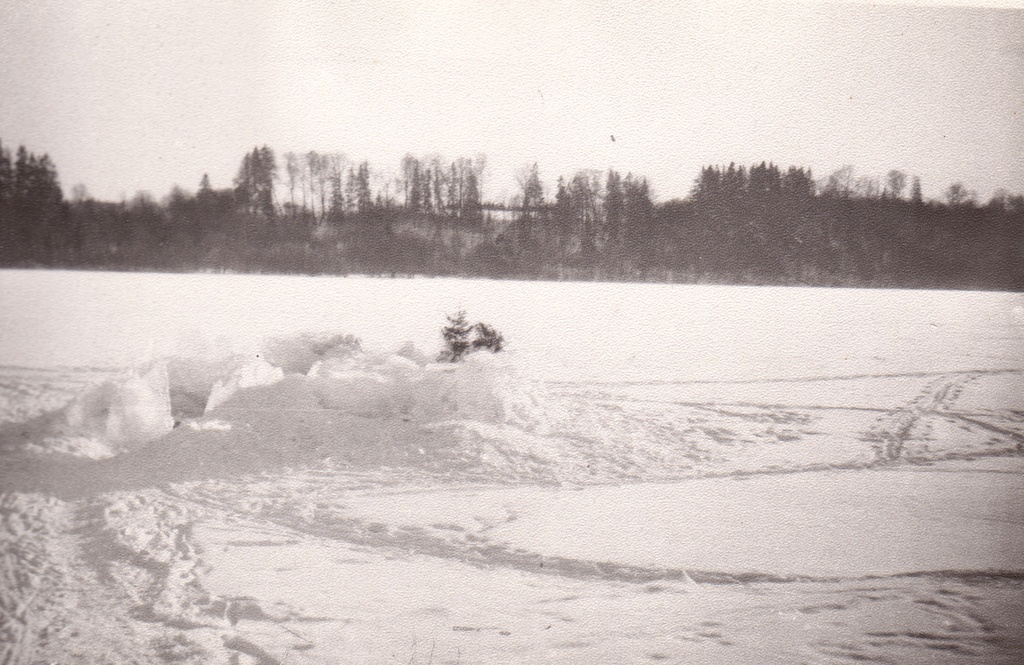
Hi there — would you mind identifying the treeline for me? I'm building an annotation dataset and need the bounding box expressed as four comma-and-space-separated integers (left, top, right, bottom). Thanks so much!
662, 162, 1023, 289
0, 141, 1021, 290
0, 140, 66, 264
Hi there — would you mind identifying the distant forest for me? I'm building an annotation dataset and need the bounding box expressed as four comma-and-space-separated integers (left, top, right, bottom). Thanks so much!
1, 140, 1021, 290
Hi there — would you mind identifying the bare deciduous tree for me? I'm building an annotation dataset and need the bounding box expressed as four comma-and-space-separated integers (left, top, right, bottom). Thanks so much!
885, 170, 907, 199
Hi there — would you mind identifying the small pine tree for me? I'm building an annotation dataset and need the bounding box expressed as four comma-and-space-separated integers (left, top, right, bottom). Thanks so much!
438, 310, 474, 362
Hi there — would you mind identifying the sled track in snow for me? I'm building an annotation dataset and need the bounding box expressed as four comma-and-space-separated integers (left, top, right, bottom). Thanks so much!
862, 371, 1006, 464
577, 391, 891, 415
565, 369, 1024, 472
954, 414, 1024, 453
552, 368, 1023, 388
161, 487, 1024, 590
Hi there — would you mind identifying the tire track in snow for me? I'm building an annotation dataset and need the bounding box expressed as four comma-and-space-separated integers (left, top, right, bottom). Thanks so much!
165, 486, 1024, 590
864, 372, 982, 464
558, 369, 1024, 473
949, 414, 1024, 454
550, 368, 1020, 388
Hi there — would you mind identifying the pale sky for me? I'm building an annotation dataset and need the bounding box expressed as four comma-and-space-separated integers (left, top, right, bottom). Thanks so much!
1, 0, 1022, 203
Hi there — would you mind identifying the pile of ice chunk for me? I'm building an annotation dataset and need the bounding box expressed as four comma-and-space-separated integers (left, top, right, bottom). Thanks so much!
36, 331, 553, 457
204, 358, 284, 414
304, 350, 552, 432
40, 363, 176, 457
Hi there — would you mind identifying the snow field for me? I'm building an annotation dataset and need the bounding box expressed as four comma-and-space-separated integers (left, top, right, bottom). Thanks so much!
182, 473, 1024, 664
2, 271, 1023, 663
195, 539, 1024, 664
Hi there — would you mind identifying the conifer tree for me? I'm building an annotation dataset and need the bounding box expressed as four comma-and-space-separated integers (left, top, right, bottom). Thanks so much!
910, 176, 923, 205
438, 310, 474, 362
463, 172, 482, 224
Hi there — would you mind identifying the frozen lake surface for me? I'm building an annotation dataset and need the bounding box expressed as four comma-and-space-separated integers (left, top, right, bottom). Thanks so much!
1, 269, 1023, 664
2, 269, 1022, 380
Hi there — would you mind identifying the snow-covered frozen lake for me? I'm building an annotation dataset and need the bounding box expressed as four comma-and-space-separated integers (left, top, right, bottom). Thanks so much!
2, 269, 1022, 381
2, 269, 1023, 664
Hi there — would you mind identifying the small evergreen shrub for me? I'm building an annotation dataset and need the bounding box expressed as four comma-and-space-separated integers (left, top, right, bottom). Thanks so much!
438, 311, 505, 362
471, 322, 504, 353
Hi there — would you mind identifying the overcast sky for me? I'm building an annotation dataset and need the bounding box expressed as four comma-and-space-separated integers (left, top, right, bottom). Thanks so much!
2, 0, 1022, 203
